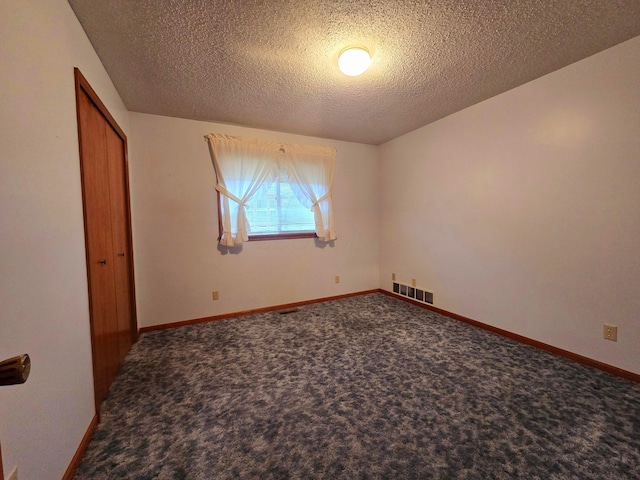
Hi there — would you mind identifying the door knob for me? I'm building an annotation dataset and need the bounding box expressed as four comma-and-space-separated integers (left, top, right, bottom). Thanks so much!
98, 259, 107, 265
117, 253, 125, 257
0, 354, 31, 386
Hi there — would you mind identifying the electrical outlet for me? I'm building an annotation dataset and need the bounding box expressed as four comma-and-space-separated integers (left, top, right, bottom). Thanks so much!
392, 273, 396, 281
335, 275, 340, 284
212, 291, 219, 301
411, 278, 417, 287
8, 466, 18, 480
603, 324, 617, 341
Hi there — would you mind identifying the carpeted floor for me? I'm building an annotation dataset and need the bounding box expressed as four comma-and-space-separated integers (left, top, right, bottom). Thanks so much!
74, 293, 640, 479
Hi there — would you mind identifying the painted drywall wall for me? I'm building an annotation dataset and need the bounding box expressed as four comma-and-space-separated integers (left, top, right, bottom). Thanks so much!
128, 113, 380, 328
380, 36, 640, 374
0, 1, 130, 478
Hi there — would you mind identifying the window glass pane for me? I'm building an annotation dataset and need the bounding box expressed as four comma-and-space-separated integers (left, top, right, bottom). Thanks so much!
245, 175, 315, 234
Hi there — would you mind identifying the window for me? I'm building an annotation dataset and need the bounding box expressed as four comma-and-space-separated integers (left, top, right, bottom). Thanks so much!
245, 170, 316, 236
205, 134, 336, 246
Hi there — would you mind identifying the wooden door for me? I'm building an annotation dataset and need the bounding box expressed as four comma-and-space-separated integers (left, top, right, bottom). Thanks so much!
75, 68, 137, 412
106, 124, 134, 364
78, 89, 120, 403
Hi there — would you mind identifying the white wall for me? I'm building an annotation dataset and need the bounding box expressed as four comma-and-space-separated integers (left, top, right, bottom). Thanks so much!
380, 36, 640, 375
129, 113, 380, 328
0, 1, 129, 478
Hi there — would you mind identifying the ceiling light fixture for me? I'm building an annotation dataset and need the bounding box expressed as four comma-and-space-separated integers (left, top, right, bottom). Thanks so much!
338, 47, 371, 76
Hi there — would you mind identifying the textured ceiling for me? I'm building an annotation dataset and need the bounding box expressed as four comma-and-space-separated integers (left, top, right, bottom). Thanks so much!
68, 1, 640, 145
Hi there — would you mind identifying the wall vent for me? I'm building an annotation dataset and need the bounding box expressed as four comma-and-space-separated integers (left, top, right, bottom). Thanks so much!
392, 282, 434, 305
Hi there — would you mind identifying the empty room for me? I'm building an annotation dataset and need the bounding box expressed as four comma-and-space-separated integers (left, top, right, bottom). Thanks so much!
1, 1, 639, 479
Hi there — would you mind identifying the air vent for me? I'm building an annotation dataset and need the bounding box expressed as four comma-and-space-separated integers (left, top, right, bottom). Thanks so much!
277, 308, 300, 315
392, 282, 434, 305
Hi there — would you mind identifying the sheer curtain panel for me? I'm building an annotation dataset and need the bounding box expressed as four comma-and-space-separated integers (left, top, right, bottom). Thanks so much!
206, 134, 276, 246
283, 143, 337, 242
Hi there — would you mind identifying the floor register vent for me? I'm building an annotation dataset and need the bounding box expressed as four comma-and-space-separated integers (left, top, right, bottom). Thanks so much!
277, 307, 301, 315
393, 282, 434, 305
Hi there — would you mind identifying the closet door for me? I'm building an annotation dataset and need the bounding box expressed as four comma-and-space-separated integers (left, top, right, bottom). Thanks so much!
106, 121, 134, 365
78, 90, 120, 406
75, 68, 137, 412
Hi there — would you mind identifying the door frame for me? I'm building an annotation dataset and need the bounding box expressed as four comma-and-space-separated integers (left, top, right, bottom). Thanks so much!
74, 67, 138, 412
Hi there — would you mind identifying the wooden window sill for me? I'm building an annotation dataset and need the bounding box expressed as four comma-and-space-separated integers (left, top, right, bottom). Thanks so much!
248, 232, 317, 241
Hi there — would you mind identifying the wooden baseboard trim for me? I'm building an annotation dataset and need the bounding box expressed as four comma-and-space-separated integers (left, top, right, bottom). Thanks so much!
381, 289, 640, 383
139, 289, 381, 334
62, 414, 98, 480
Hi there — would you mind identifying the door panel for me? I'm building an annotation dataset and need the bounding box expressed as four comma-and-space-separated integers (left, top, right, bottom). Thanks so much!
106, 124, 134, 364
78, 91, 120, 405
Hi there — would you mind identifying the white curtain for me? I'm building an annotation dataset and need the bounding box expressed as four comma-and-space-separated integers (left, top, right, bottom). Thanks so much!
205, 134, 337, 245
282, 143, 337, 242
206, 134, 276, 246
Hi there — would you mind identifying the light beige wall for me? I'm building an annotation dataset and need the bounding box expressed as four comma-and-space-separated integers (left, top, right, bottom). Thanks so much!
0, 1, 129, 478
380, 36, 640, 374
129, 113, 380, 328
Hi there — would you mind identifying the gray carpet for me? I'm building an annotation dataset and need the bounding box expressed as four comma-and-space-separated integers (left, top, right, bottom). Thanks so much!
74, 293, 640, 479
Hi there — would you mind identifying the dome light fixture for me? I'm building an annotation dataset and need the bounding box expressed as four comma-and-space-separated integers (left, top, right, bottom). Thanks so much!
338, 47, 371, 76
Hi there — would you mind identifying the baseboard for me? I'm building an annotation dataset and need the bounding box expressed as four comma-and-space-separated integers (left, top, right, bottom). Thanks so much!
381, 289, 640, 383
62, 414, 98, 480
139, 289, 380, 334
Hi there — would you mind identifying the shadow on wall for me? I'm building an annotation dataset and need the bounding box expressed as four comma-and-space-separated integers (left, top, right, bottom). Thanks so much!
216, 238, 336, 255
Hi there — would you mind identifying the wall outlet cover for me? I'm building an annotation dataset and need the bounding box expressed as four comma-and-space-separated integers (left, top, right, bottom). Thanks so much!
603, 324, 618, 341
